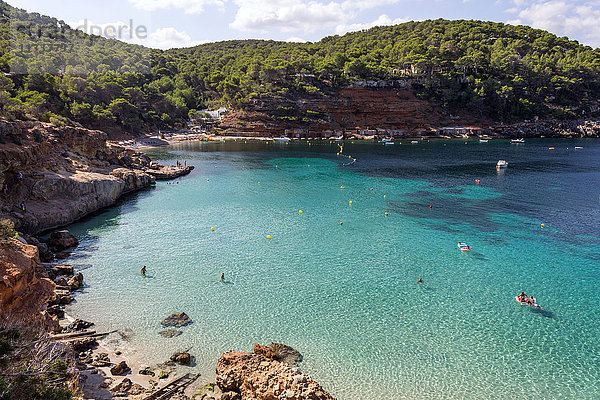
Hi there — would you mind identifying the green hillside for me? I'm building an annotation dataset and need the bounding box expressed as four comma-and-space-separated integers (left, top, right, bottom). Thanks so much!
1, 0, 600, 135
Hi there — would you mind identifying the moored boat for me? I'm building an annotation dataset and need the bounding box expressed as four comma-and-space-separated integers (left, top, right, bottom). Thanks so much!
496, 160, 508, 168
510, 138, 525, 144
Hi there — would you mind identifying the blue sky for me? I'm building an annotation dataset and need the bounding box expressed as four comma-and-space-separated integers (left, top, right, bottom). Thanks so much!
7, 0, 600, 49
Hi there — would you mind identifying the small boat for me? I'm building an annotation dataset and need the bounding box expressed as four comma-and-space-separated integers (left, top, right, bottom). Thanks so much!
479, 139, 488, 143
411, 140, 419, 144
515, 295, 540, 308
496, 160, 508, 168
273, 137, 291, 142
575, 146, 583, 149
510, 138, 525, 144
457, 242, 471, 251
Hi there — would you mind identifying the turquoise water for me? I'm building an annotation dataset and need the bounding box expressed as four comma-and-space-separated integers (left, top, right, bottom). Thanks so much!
66, 139, 600, 399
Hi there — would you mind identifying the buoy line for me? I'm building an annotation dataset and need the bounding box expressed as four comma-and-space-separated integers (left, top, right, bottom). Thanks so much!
337, 143, 356, 166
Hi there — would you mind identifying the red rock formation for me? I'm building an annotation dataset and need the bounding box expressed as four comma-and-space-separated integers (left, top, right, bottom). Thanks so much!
0, 239, 57, 329
216, 344, 336, 400
218, 87, 486, 137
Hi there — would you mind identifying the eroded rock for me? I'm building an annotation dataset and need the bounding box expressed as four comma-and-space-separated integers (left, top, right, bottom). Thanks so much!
62, 318, 94, 333
216, 344, 335, 400
48, 230, 79, 251
161, 312, 192, 328
170, 351, 191, 365
159, 328, 182, 338
110, 360, 130, 376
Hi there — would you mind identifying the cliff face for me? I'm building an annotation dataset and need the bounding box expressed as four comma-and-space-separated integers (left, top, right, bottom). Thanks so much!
0, 120, 155, 234
218, 87, 483, 137
217, 87, 600, 138
0, 239, 56, 327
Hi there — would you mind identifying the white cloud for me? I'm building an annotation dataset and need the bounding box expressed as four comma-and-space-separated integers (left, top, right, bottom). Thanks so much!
341, 0, 401, 11
335, 14, 408, 35
230, 0, 347, 32
507, 0, 600, 48
146, 27, 206, 49
285, 36, 311, 42
128, 0, 224, 14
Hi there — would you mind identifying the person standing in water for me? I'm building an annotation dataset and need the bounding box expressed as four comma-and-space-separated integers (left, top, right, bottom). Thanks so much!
220, 272, 225, 282
417, 277, 423, 283
141, 266, 147, 276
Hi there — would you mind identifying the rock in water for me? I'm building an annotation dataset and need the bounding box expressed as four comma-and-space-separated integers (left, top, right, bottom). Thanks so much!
110, 360, 130, 376
269, 343, 303, 367
67, 272, 84, 291
72, 337, 97, 351
62, 318, 94, 333
161, 312, 192, 327
48, 230, 79, 251
159, 328, 183, 338
170, 351, 192, 365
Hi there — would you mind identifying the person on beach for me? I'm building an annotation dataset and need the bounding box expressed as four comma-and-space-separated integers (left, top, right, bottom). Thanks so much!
141, 266, 147, 276
417, 277, 423, 283
221, 272, 225, 282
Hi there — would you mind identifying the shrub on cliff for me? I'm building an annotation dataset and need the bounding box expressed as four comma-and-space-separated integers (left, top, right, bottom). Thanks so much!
0, 324, 74, 400
0, 220, 17, 243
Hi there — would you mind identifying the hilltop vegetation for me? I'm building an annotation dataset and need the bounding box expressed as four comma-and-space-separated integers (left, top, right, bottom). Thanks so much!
0, 0, 599, 135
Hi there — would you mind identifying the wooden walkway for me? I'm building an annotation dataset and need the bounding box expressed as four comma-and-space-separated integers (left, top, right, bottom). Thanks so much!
142, 373, 201, 400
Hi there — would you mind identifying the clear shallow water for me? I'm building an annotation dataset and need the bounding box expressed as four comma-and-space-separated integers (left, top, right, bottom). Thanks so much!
66, 139, 600, 399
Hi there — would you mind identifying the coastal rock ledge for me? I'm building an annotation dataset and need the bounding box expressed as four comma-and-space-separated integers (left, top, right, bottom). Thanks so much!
215, 344, 336, 400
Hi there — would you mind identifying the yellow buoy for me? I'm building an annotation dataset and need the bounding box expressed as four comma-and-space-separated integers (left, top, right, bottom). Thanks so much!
384, 195, 386, 198
349, 200, 353, 205
299, 210, 303, 214
258, 181, 260, 184
339, 222, 343, 225
541, 224, 545, 228
211, 227, 215, 231
385, 212, 388, 216
267, 235, 272, 239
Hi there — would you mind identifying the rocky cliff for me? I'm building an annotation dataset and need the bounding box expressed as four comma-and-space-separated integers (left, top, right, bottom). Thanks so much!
218, 87, 468, 137
0, 119, 191, 234
0, 238, 56, 328
217, 87, 600, 138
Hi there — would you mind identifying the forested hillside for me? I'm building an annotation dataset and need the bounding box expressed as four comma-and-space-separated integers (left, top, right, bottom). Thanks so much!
1, 0, 599, 136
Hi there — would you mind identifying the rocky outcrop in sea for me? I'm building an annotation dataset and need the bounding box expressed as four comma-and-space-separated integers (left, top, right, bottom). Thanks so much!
211, 343, 336, 400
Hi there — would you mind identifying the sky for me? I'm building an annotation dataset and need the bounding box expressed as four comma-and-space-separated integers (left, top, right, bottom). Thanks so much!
6, 0, 600, 50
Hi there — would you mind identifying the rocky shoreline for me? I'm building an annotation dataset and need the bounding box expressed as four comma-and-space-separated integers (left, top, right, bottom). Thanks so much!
1, 222, 338, 399
0, 118, 337, 399
0, 119, 193, 235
